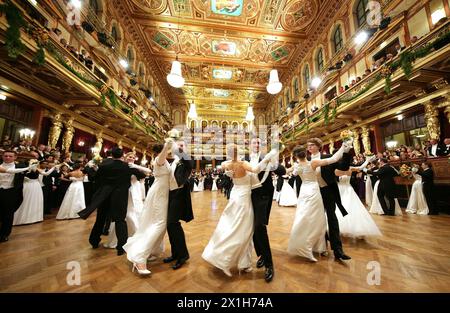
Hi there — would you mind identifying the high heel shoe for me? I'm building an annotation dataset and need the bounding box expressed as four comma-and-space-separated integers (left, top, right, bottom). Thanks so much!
222, 268, 232, 277
132, 263, 151, 275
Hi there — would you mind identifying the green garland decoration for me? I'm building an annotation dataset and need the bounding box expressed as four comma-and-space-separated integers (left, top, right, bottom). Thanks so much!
33, 45, 45, 65
0, 0, 28, 59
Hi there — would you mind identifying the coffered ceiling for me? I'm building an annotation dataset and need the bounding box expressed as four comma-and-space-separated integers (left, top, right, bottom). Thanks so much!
112, 0, 344, 120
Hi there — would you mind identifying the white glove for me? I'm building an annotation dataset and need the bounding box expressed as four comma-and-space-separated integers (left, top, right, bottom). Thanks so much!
29, 163, 38, 172
363, 168, 368, 173
224, 170, 234, 178
69, 177, 77, 181
411, 167, 418, 173
342, 140, 353, 153
128, 163, 138, 169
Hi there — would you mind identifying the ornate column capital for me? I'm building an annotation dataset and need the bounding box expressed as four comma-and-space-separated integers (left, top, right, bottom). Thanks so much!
62, 118, 75, 152
361, 125, 371, 154
329, 138, 335, 154
352, 128, 361, 156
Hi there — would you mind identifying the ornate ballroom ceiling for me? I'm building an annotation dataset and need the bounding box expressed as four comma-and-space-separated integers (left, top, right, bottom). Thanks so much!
112, 0, 344, 120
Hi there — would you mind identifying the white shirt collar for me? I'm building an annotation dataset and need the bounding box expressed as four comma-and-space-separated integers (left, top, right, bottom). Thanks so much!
1, 162, 15, 168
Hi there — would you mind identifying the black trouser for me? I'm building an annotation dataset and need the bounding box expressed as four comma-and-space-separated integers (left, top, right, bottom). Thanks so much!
167, 221, 189, 260
252, 187, 273, 267
377, 186, 395, 215
42, 185, 51, 214
89, 194, 128, 251
83, 182, 93, 206
423, 183, 438, 214
0, 188, 20, 238
320, 185, 343, 252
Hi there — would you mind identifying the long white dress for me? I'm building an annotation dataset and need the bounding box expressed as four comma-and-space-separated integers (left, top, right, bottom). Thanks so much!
198, 178, 204, 191
405, 174, 429, 215
202, 174, 254, 275
56, 176, 85, 220
365, 174, 373, 207
193, 180, 200, 192
369, 181, 402, 215
13, 175, 43, 225
123, 159, 170, 264
287, 162, 327, 261
278, 177, 297, 207
336, 175, 382, 238
211, 177, 218, 191
105, 174, 145, 248
272, 177, 279, 201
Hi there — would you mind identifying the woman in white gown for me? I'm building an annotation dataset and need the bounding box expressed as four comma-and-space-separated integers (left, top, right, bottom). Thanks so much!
278, 175, 297, 206
202, 144, 274, 277
104, 152, 145, 248
198, 176, 204, 191
211, 175, 218, 191
287, 143, 347, 262
335, 169, 382, 238
365, 164, 375, 207
13, 161, 59, 225
56, 163, 85, 220
406, 165, 429, 215
192, 176, 200, 192
123, 141, 172, 275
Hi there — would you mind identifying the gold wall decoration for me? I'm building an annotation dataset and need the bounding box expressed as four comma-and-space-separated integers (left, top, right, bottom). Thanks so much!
423, 101, 441, 140
48, 113, 63, 149
352, 129, 361, 156
329, 138, 334, 154
62, 118, 75, 153
361, 126, 371, 155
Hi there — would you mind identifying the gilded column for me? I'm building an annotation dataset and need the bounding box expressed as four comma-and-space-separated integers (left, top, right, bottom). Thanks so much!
423, 101, 441, 140
117, 139, 123, 149
329, 138, 335, 154
48, 113, 63, 149
361, 125, 371, 154
62, 118, 75, 153
443, 95, 450, 124
352, 128, 361, 156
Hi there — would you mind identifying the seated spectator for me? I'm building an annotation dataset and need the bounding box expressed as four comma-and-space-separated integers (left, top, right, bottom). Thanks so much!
78, 49, 87, 63
386, 53, 394, 61
344, 85, 349, 91
85, 55, 93, 70
410, 36, 418, 45
394, 44, 405, 55
310, 105, 318, 113
68, 45, 78, 57
444, 138, 450, 155
51, 28, 62, 42
427, 138, 446, 157
356, 77, 362, 83
60, 38, 68, 48
339, 86, 345, 94
365, 69, 372, 76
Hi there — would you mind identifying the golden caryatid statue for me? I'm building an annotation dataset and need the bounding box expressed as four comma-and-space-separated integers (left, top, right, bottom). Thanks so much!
48, 113, 63, 149
424, 101, 441, 140
443, 95, 450, 124
361, 125, 371, 155
93, 131, 103, 157
117, 139, 123, 149
352, 129, 361, 156
329, 139, 335, 154
62, 118, 75, 153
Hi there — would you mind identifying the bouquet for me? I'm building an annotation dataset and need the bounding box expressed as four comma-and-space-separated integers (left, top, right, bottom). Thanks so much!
340, 130, 353, 142
166, 128, 181, 144
399, 164, 412, 178
364, 151, 374, 157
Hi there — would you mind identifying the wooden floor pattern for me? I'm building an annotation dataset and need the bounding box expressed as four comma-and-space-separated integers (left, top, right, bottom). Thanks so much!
1, 191, 450, 292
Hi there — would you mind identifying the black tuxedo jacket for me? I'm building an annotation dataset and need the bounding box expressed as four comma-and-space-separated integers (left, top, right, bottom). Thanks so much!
168, 154, 194, 223
308, 152, 352, 216
1, 162, 27, 210
245, 155, 286, 225
428, 144, 446, 157
419, 168, 434, 185
369, 164, 398, 197
83, 159, 145, 218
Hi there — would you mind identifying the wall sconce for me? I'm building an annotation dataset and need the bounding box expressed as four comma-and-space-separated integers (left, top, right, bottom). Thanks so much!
78, 140, 85, 147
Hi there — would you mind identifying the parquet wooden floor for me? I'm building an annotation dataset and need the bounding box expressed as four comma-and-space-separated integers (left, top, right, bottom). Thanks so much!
1, 190, 449, 292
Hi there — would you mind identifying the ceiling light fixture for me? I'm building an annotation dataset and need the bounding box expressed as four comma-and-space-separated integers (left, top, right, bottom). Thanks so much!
311, 77, 322, 89
70, 0, 82, 9
119, 59, 128, 69
245, 105, 255, 121
266, 69, 282, 94
167, 8, 185, 88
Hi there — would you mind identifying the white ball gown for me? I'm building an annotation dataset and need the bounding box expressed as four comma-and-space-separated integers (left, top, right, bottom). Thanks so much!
365, 174, 373, 207
202, 174, 254, 276
123, 159, 170, 264
272, 177, 279, 201
13, 172, 43, 225
335, 175, 382, 238
211, 177, 218, 191
56, 176, 85, 220
405, 174, 429, 215
192, 179, 200, 192
105, 174, 145, 248
369, 180, 402, 215
287, 162, 327, 261
278, 177, 297, 207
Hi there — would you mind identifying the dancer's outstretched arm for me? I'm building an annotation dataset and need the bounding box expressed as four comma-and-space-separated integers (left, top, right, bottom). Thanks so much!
311, 143, 347, 170
0, 165, 33, 173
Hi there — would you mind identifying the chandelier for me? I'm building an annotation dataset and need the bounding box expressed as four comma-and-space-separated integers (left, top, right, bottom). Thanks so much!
266, 69, 282, 94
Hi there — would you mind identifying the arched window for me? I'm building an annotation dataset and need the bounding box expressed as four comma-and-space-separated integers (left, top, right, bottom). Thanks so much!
284, 89, 290, 108
139, 64, 145, 79
127, 46, 134, 69
278, 98, 283, 112
303, 64, 311, 88
293, 77, 299, 97
316, 48, 324, 72
89, 0, 100, 15
355, 0, 369, 28
111, 25, 118, 42
333, 25, 344, 53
